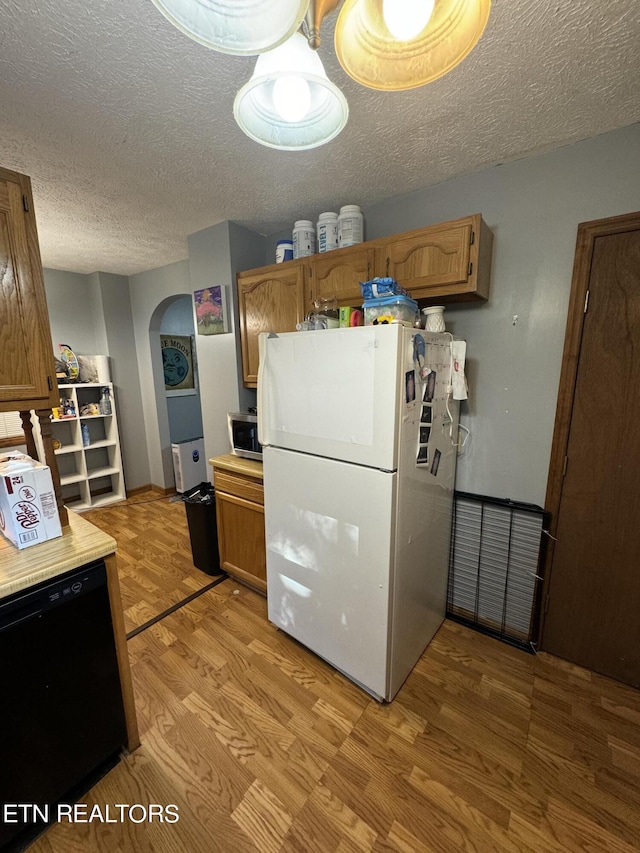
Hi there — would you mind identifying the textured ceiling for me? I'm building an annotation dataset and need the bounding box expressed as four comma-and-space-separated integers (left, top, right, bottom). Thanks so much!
0, 0, 639, 275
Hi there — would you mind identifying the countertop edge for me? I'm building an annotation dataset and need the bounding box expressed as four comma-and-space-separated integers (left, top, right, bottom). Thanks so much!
0, 511, 117, 600
210, 453, 263, 480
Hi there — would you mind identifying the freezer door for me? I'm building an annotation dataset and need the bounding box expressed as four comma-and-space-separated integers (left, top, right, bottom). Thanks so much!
264, 446, 395, 701
258, 325, 403, 470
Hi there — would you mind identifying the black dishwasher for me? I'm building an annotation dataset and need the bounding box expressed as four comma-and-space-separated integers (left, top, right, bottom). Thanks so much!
0, 561, 128, 851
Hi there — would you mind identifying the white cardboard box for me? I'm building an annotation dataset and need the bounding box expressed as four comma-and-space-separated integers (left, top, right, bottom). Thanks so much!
0, 453, 63, 550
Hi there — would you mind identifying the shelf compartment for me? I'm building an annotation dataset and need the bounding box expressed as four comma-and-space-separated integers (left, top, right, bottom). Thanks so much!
87, 465, 120, 480
54, 443, 83, 455
64, 498, 91, 512
85, 439, 116, 450
89, 492, 125, 509
60, 472, 86, 486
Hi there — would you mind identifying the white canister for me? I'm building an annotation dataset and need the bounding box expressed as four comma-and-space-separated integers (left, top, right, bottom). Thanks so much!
293, 220, 316, 258
338, 204, 364, 248
421, 306, 446, 332
317, 211, 339, 253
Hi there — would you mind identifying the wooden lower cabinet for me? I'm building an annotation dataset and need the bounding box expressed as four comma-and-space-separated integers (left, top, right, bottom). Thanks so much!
211, 455, 266, 595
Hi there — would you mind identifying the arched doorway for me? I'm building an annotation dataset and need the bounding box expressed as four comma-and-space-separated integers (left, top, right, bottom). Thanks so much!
149, 294, 203, 490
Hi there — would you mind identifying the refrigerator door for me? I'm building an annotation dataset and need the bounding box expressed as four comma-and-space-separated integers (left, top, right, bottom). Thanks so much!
264, 446, 395, 700
258, 325, 403, 471
387, 336, 459, 699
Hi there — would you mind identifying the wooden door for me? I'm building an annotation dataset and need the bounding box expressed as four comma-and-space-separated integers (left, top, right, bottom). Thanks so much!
0, 168, 57, 406
237, 261, 306, 387
541, 212, 640, 687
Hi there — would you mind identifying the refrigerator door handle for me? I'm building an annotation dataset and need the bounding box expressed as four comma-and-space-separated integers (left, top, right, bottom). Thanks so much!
257, 332, 278, 446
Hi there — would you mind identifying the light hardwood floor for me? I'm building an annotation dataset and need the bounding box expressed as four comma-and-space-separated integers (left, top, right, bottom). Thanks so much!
30, 495, 640, 852
86, 492, 216, 633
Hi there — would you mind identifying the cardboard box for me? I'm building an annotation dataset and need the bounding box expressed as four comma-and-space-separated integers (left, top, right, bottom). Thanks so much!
0, 453, 63, 550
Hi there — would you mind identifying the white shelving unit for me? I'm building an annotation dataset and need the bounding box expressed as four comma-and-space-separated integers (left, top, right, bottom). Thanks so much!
37, 383, 126, 511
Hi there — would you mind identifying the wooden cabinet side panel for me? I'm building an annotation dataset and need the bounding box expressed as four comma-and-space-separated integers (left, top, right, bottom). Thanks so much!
0, 175, 56, 403
105, 552, 140, 752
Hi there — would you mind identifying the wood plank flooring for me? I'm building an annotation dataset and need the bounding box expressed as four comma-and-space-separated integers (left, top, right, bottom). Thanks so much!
28, 495, 640, 852
84, 492, 217, 633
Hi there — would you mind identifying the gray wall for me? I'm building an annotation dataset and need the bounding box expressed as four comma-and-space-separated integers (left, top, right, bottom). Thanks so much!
43, 269, 100, 354
42, 267, 150, 491
128, 260, 192, 489
360, 123, 640, 505
94, 272, 149, 491
227, 221, 269, 411
160, 296, 204, 444
188, 221, 268, 470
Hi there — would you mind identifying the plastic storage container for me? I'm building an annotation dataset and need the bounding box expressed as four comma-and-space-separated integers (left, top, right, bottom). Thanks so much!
338, 204, 364, 248
363, 294, 419, 327
182, 482, 221, 575
293, 220, 316, 258
317, 212, 339, 253
275, 239, 293, 263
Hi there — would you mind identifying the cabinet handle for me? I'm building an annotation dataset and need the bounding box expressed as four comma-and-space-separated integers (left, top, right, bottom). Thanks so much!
47, 376, 53, 391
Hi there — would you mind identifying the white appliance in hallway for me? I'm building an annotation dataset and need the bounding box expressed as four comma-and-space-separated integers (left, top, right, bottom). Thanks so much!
171, 436, 206, 493
258, 324, 461, 701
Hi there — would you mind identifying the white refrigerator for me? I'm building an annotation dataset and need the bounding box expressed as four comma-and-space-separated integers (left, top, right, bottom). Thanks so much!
258, 324, 460, 701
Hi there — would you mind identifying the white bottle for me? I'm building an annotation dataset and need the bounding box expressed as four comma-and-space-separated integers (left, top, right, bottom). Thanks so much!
338, 205, 364, 248
316, 212, 339, 253
292, 220, 316, 259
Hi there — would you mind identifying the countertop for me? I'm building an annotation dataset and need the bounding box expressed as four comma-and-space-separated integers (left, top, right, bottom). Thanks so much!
0, 511, 117, 600
210, 453, 263, 480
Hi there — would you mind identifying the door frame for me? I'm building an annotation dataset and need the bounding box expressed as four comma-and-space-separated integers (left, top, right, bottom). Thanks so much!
538, 210, 640, 647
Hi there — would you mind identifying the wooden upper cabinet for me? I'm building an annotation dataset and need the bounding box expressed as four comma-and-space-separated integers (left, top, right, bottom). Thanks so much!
380, 214, 493, 303
306, 244, 376, 309
0, 167, 58, 410
237, 261, 306, 387
235, 214, 494, 386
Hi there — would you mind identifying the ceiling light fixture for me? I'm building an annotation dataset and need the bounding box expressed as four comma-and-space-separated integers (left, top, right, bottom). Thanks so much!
234, 31, 348, 150
149, 0, 309, 55
335, 0, 491, 91
149, 0, 491, 148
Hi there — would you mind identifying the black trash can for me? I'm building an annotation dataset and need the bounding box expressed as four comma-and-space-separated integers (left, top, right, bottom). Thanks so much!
182, 482, 222, 575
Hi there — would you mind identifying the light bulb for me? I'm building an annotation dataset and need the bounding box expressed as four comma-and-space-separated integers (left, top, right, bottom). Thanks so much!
272, 76, 312, 123
382, 0, 435, 41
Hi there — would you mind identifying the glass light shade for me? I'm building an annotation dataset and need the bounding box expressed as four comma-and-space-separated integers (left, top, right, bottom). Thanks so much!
234, 32, 349, 151
149, 0, 310, 56
335, 0, 491, 91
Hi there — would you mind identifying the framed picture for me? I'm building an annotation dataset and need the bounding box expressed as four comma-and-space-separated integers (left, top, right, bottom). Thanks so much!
160, 334, 196, 395
194, 286, 228, 335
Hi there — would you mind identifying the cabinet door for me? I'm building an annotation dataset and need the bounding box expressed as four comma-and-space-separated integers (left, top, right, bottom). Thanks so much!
0, 169, 57, 406
306, 244, 376, 308
215, 490, 267, 594
237, 262, 306, 387
381, 214, 492, 302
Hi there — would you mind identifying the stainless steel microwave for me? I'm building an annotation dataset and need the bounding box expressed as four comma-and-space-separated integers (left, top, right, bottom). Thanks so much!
227, 412, 262, 460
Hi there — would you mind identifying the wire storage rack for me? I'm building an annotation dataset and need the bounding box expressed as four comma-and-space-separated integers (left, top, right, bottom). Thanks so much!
447, 491, 550, 652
